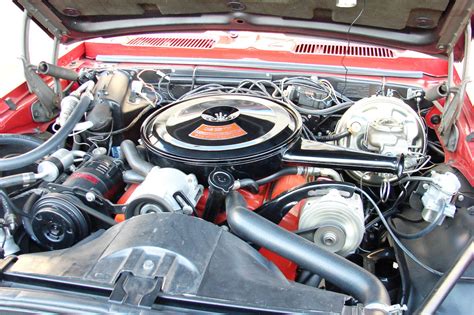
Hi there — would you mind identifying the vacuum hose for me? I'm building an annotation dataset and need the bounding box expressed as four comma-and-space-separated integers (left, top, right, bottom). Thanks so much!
225, 191, 390, 313
0, 93, 92, 172
0, 134, 43, 151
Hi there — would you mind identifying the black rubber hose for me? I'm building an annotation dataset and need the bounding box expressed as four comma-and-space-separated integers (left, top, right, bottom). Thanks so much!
0, 134, 43, 151
388, 209, 444, 240
314, 130, 351, 142
120, 140, 154, 177
0, 189, 32, 220
0, 93, 92, 172
236, 168, 300, 191
256, 167, 299, 186
428, 142, 445, 157
0, 189, 16, 216
225, 191, 390, 309
38, 61, 79, 81
235, 178, 259, 193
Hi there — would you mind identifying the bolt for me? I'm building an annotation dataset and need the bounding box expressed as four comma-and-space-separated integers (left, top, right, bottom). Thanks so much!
350, 121, 362, 133
458, 194, 464, 202
85, 192, 96, 202
430, 115, 441, 125
422, 183, 430, 190
143, 259, 154, 270
322, 232, 337, 246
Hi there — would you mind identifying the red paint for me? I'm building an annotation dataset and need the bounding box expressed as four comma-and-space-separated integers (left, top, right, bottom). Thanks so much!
83, 41, 449, 77
196, 185, 269, 224
69, 172, 99, 185
259, 175, 308, 280
0, 43, 85, 134
115, 184, 139, 222
445, 94, 474, 185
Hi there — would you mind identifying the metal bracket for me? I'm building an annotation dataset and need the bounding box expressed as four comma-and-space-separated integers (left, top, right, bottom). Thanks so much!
46, 183, 124, 215
31, 100, 57, 122
109, 271, 164, 308
365, 303, 407, 315
438, 20, 472, 152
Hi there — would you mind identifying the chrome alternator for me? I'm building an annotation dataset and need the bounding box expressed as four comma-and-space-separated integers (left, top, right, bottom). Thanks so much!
335, 96, 426, 185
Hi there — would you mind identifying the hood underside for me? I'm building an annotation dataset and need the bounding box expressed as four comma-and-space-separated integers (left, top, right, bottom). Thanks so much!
16, 0, 473, 57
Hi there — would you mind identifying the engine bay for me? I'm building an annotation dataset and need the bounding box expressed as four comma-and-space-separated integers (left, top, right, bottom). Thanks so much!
0, 65, 472, 314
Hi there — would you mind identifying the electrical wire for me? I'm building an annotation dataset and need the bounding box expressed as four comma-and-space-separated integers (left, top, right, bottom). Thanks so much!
389, 213, 444, 240
340, 0, 367, 96
357, 186, 471, 280
88, 105, 153, 137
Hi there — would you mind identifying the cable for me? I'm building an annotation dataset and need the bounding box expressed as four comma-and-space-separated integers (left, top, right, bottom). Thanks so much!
357, 187, 469, 279
388, 209, 445, 240
314, 130, 350, 142
397, 176, 434, 185
0, 189, 33, 220
428, 142, 445, 157
392, 238, 411, 305
88, 105, 154, 136
301, 182, 471, 279
341, 0, 366, 96
394, 213, 424, 224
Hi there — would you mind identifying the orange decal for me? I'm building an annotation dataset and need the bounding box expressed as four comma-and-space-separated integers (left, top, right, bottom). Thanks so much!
189, 123, 247, 140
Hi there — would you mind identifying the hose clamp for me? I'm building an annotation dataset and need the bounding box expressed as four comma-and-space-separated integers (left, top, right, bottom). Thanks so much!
365, 303, 407, 315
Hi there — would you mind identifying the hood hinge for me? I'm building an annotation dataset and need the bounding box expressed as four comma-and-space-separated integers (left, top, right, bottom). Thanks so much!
438, 21, 472, 152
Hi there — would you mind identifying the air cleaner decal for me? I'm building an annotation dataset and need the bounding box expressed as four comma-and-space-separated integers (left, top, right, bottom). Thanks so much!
189, 123, 247, 140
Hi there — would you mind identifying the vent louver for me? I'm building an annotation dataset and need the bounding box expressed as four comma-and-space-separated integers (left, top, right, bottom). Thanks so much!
126, 37, 216, 49
294, 43, 395, 58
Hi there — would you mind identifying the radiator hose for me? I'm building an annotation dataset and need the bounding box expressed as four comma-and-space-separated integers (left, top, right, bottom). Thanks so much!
225, 191, 391, 314
120, 140, 155, 177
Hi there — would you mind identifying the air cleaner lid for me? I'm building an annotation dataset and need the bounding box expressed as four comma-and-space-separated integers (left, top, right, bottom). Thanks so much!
141, 95, 301, 163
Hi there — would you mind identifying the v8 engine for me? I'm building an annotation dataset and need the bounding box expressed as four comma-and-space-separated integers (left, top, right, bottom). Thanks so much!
0, 68, 470, 315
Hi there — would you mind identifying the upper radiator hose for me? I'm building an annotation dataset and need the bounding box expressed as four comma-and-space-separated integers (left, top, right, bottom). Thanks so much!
120, 140, 155, 177
225, 191, 390, 313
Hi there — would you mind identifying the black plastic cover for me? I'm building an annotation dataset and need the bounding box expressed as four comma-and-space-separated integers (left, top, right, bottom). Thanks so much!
3, 213, 349, 313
